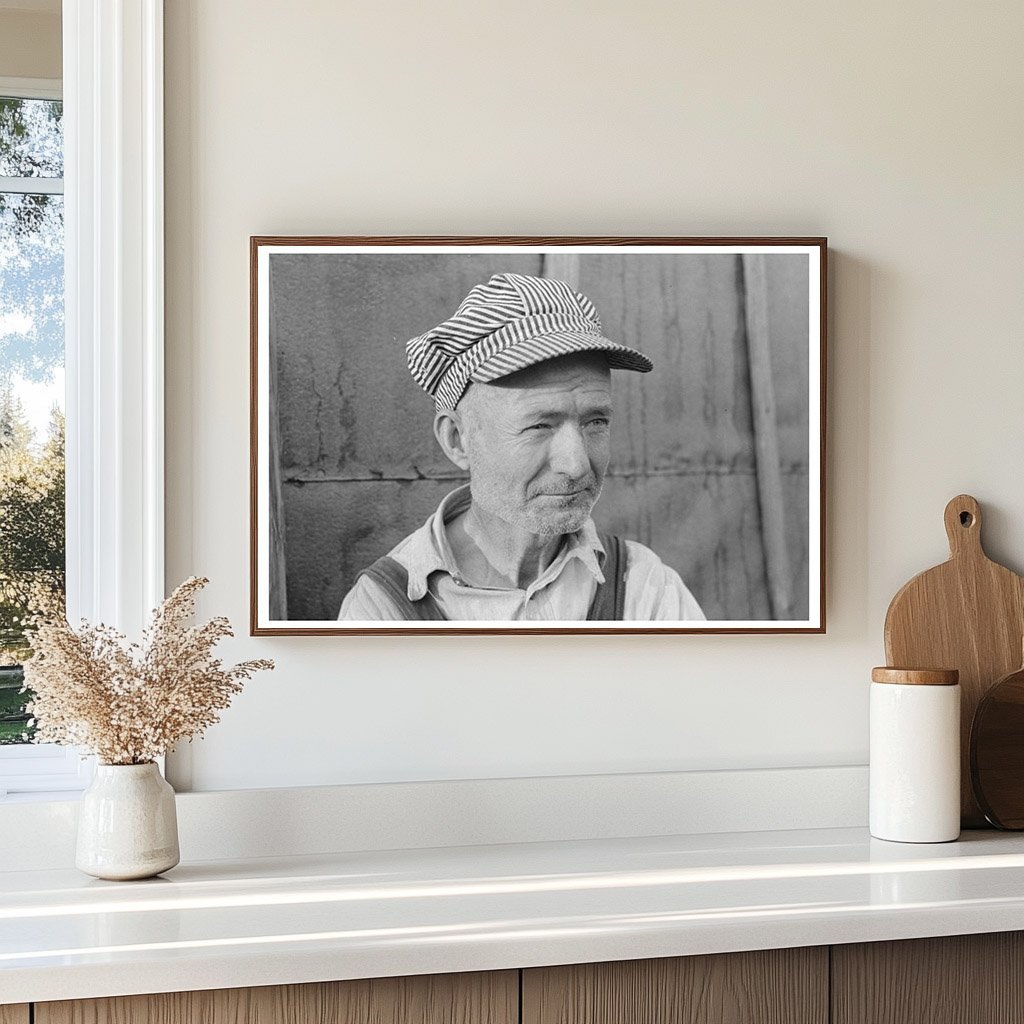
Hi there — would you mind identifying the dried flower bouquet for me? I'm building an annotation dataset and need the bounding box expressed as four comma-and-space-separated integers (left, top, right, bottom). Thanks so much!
23, 577, 273, 765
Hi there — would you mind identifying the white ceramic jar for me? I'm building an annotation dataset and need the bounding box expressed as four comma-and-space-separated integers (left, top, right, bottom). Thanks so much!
870, 667, 960, 843
76, 762, 180, 880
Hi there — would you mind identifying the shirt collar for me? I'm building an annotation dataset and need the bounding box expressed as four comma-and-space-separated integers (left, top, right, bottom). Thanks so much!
399, 484, 607, 600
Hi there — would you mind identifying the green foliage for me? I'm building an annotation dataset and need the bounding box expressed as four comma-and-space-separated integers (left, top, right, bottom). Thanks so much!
0, 392, 64, 742
0, 402, 64, 575
0, 665, 30, 743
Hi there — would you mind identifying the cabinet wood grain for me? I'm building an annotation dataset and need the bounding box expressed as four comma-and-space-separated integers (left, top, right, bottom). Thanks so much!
0, 1006, 29, 1024
36, 971, 517, 1024
832, 932, 1024, 1024
522, 948, 828, 1024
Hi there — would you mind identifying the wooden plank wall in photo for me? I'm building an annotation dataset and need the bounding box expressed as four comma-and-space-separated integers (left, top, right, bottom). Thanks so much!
270, 252, 810, 621
270, 253, 541, 621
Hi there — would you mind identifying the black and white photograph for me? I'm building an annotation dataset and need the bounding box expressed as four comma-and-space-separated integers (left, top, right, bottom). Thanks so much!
251, 238, 825, 634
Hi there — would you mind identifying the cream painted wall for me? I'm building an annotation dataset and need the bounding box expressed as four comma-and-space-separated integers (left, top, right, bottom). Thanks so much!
0, 9, 60, 80
164, 1, 1024, 791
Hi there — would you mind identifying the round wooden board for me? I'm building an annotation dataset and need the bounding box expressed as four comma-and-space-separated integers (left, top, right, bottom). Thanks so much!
971, 663, 1024, 829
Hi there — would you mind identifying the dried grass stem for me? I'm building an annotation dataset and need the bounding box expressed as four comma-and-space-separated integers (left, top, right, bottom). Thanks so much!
23, 577, 273, 765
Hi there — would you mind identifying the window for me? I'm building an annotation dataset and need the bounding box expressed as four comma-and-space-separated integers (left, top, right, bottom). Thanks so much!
0, 1, 166, 801
0, 79, 83, 798
0, 83, 65, 747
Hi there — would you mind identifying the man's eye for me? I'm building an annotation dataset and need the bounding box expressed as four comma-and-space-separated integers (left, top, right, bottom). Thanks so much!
586, 417, 610, 429
525, 422, 552, 432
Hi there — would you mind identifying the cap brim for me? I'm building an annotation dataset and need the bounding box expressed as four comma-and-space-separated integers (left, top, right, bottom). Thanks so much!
470, 331, 653, 385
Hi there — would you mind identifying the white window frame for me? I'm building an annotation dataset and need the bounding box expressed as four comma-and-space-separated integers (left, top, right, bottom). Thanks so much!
0, 0, 164, 799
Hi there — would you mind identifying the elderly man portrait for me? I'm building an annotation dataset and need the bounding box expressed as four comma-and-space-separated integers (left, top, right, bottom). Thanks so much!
338, 273, 706, 623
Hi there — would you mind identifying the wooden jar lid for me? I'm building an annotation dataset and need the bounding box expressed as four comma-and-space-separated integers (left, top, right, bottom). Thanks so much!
871, 667, 959, 686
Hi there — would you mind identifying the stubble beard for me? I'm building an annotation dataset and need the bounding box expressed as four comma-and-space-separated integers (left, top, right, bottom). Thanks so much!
517, 478, 604, 536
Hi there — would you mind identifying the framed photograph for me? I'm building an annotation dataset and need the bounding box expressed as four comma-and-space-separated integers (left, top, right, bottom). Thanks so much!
251, 237, 826, 635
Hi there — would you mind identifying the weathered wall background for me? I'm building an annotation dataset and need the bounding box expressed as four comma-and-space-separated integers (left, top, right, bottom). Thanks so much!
271, 252, 810, 621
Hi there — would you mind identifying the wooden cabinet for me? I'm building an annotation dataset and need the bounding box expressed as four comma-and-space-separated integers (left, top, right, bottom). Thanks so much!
520, 935, 1024, 1024
832, 932, 1024, 1024
35, 972, 517, 1024
16, 934, 1024, 1024
522, 948, 827, 1024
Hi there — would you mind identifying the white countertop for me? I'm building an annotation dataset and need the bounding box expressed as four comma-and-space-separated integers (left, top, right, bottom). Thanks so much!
5, 825, 1024, 1004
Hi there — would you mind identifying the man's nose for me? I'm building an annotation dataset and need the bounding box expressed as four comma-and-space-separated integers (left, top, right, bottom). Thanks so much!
549, 423, 591, 478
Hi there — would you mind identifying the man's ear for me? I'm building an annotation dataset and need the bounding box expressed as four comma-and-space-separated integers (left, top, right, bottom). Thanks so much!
433, 409, 471, 471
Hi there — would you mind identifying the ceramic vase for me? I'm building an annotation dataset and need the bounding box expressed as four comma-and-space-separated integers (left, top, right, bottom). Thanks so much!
75, 762, 180, 880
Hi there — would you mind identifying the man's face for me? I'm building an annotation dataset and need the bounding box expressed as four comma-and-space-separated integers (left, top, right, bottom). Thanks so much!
454, 353, 613, 536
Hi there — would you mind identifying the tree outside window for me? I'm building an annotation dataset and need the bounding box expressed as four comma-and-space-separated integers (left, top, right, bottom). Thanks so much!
0, 94, 65, 744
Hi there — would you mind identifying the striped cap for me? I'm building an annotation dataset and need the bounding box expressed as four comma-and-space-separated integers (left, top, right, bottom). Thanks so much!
406, 273, 653, 411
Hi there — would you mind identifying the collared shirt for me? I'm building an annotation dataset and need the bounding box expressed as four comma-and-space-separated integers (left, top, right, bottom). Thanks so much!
338, 486, 706, 623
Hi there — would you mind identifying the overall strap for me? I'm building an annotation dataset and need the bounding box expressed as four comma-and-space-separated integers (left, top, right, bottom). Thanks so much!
587, 534, 628, 621
358, 557, 448, 621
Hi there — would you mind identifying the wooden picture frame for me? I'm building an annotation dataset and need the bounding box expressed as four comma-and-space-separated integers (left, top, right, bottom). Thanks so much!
251, 237, 826, 635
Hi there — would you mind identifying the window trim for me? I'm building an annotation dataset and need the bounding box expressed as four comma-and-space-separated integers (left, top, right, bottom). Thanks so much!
0, 0, 165, 798
0, 77, 61, 101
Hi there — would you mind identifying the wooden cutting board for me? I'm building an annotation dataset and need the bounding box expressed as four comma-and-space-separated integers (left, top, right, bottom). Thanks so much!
884, 494, 1024, 827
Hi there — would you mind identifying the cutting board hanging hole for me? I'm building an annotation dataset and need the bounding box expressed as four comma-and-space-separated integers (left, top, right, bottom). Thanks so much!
944, 494, 982, 556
